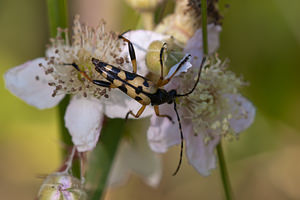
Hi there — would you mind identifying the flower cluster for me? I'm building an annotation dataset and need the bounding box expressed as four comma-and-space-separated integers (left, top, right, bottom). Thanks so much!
5, 0, 255, 189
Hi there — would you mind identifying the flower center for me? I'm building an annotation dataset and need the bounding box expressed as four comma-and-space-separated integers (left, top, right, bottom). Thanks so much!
177, 58, 245, 142
39, 15, 130, 99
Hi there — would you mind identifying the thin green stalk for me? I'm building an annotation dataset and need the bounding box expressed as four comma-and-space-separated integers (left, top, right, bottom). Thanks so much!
216, 142, 234, 200
46, 0, 71, 148
141, 12, 154, 30
47, 0, 70, 148
47, 0, 68, 37
201, 0, 208, 55
46, 0, 82, 177
201, 0, 233, 199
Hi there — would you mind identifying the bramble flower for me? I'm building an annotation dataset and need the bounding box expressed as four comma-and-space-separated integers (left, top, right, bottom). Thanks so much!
4, 15, 154, 152
4, 17, 192, 187
126, 24, 255, 176
147, 57, 255, 175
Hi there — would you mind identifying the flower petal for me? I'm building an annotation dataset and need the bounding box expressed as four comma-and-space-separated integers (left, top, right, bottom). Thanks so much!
64, 97, 104, 152
124, 30, 169, 76
185, 127, 220, 176
103, 89, 153, 119
226, 94, 256, 133
4, 58, 64, 109
147, 104, 181, 153
165, 54, 192, 79
184, 24, 222, 67
109, 124, 162, 187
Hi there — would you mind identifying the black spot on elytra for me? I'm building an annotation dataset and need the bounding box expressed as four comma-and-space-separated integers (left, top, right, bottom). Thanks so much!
110, 66, 121, 74
94, 62, 108, 73
118, 84, 128, 93
106, 74, 114, 83
135, 86, 143, 94
92, 80, 111, 88
135, 96, 142, 101
125, 71, 136, 80
143, 80, 149, 87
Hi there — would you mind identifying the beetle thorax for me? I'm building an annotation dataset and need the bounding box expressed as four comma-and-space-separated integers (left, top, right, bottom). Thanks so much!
150, 89, 177, 105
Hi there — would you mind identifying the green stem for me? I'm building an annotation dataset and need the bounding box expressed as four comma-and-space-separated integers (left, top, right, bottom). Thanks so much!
46, 0, 81, 177
201, 0, 233, 199
46, 0, 70, 148
47, 0, 68, 37
88, 119, 126, 200
141, 12, 154, 30
201, 0, 208, 55
216, 142, 234, 200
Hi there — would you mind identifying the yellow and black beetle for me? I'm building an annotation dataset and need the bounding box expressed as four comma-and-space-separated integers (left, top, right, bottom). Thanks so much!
67, 35, 206, 175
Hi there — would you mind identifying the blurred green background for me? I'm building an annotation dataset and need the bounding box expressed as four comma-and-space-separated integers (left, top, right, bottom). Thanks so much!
1, 0, 300, 199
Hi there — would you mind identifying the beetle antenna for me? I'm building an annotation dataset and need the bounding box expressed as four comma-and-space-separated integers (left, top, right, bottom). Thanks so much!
176, 56, 207, 97
172, 101, 184, 176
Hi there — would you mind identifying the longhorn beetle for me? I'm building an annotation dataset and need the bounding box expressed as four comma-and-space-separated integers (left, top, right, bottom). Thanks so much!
66, 34, 206, 175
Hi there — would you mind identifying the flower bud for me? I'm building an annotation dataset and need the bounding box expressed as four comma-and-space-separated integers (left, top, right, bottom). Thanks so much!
125, 0, 163, 12
37, 173, 87, 200
146, 39, 185, 78
155, 0, 222, 44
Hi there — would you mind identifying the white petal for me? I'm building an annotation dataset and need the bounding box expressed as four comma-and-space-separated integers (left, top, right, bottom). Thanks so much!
124, 30, 169, 76
46, 47, 58, 58
165, 54, 193, 79
184, 24, 222, 67
64, 97, 104, 152
4, 58, 64, 109
226, 94, 256, 133
103, 89, 153, 119
147, 104, 181, 153
109, 126, 162, 187
185, 128, 220, 176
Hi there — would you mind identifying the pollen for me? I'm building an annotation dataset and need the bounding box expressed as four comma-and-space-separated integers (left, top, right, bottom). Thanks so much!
40, 15, 129, 99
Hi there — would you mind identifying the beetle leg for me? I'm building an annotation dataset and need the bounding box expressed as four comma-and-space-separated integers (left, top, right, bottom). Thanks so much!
92, 80, 117, 88
156, 43, 167, 87
118, 34, 137, 74
125, 105, 146, 120
156, 54, 191, 87
154, 105, 174, 123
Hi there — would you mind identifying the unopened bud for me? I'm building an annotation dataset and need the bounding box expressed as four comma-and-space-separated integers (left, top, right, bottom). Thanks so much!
125, 0, 163, 12
146, 39, 185, 77
37, 173, 87, 200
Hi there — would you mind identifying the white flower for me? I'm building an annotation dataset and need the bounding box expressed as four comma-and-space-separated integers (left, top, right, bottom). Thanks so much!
126, 25, 255, 176
4, 16, 155, 152
147, 58, 255, 176
4, 20, 193, 187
